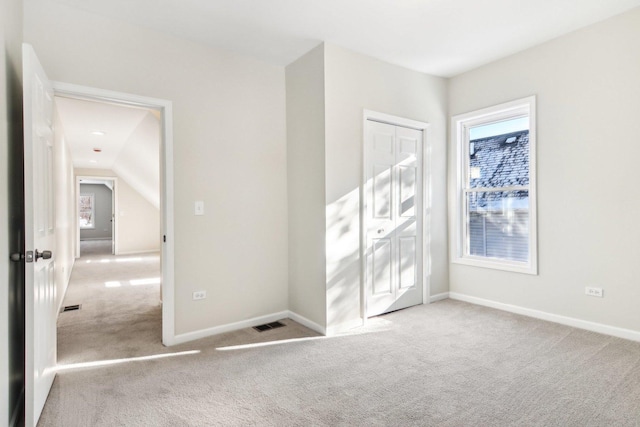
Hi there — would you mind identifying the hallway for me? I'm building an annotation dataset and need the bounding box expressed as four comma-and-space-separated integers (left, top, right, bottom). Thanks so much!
57, 241, 162, 365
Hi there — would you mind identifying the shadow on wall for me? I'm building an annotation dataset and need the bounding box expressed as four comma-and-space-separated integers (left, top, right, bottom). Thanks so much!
326, 187, 361, 332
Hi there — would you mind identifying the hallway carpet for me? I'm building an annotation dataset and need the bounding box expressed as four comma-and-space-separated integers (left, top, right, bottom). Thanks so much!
40, 255, 640, 426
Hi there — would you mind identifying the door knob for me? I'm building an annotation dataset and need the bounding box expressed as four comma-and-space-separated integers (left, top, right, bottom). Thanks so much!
35, 249, 52, 262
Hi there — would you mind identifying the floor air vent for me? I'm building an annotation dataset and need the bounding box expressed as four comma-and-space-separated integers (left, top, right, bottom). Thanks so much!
61, 304, 81, 312
253, 321, 286, 332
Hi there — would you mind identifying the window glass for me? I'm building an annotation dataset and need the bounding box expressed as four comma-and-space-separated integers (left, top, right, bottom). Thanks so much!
79, 194, 95, 229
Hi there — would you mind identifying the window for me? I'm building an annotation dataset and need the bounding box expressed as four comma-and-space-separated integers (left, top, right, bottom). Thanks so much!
452, 96, 537, 274
79, 193, 95, 229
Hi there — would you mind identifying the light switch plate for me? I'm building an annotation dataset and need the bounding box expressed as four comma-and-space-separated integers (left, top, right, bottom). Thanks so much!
194, 201, 204, 215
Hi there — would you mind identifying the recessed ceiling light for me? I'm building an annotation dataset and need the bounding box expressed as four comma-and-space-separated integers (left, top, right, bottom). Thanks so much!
89, 160, 97, 164
91, 130, 106, 136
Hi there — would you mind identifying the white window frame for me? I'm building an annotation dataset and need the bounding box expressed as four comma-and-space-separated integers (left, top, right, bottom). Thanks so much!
79, 193, 95, 229
451, 96, 537, 275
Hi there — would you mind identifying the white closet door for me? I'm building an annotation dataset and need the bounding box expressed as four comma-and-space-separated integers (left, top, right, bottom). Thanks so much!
365, 120, 423, 317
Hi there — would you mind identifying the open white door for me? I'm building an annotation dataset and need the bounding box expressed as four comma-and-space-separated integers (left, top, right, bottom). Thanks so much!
23, 43, 57, 426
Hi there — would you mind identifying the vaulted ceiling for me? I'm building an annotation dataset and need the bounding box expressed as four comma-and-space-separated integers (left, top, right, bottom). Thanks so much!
55, 97, 160, 209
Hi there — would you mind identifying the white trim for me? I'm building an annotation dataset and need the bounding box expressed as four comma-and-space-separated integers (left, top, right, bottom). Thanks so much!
54, 82, 176, 347
116, 249, 161, 256
422, 126, 433, 305
449, 292, 640, 343
287, 311, 327, 335
364, 110, 429, 131
170, 311, 290, 346
362, 110, 431, 319
450, 96, 537, 275
429, 292, 450, 303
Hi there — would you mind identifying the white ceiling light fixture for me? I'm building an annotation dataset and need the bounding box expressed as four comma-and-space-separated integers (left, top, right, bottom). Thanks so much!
91, 130, 106, 136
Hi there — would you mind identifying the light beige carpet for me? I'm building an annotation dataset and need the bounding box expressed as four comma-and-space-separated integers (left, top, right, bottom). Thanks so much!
39, 251, 640, 426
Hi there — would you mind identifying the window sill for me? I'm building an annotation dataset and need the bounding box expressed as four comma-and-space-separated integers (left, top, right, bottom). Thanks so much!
451, 256, 537, 275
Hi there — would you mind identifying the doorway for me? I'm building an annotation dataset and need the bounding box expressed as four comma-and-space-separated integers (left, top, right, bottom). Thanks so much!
52, 82, 175, 349
77, 177, 116, 256
52, 91, 167, 352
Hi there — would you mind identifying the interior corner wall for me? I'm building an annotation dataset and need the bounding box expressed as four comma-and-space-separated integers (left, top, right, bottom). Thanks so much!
448, 7, 640, 333
286, 44, 327, 328
1, 0, 24, 423
323, 43, 449, 332
25, 0, 289, 335
75, 169, 160, 255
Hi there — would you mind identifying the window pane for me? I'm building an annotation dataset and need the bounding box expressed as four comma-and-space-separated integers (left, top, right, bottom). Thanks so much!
469, 118, 529, 189
79, 194, 94, 228
467, 191, 529, 262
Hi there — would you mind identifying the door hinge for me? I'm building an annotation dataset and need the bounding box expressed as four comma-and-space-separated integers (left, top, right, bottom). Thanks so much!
163, 235, 166, 243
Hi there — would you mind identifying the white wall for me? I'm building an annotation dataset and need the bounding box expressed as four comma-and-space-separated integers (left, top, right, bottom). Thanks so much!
323, 44, 449, 332
1, 0, 23, 423
75, 169, 160, 255
286, 44, 327, 328
112, 111, 160, 209
53, 110, 76, 313
79, 183, 112, 240
24, 0, 288, 335
448, 7, 640, 333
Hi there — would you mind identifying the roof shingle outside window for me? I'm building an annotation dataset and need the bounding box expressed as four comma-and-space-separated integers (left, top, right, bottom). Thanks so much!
468, 130, 529, 210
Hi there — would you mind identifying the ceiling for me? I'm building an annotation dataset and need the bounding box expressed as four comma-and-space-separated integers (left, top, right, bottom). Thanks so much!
52, 0, 640, 77
55, 97, 151, 170
56, 97, 161, 209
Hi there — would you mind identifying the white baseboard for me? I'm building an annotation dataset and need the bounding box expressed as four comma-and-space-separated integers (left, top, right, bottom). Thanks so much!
449, 292, 640, 343
429, 292, 450, 303
287, 311, 326, 335
171, 311, 290, 345
116, 249, 161, 256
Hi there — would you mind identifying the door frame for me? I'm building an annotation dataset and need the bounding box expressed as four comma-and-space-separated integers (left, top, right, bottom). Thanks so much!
53, 82, 176, 346
361, 110, 431, 320
75, 176, 118, 256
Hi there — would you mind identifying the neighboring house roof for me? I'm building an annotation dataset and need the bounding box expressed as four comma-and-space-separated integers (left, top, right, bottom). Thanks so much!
468, 130, 529, 210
